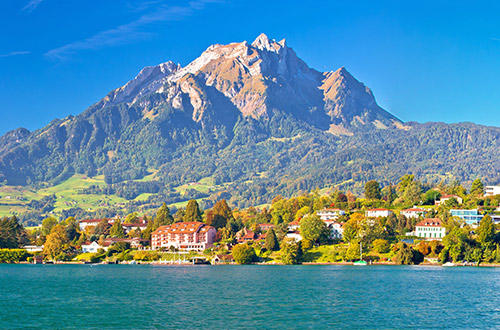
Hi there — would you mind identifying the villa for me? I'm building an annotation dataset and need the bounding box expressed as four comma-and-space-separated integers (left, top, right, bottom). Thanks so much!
400, 207, 426, 219
365, 208, 392, 218
414, 218, 446, 240
316, 208, 346, 221
450, 209, 484, 226
435, 195, 463, 206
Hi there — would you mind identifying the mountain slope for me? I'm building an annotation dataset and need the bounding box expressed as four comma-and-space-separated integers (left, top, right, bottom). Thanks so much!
0, 34, 499, 215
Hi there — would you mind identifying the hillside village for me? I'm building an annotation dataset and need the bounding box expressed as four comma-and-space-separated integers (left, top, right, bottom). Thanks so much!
1, 175, 500, 266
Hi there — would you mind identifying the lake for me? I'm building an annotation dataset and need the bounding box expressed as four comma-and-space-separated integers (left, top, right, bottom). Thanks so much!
0, 264, 499, 329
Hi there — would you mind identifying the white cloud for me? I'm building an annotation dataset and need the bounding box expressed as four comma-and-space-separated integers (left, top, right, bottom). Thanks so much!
0, 51, 31, 57
45, 0, 223, 60
22, 0, 43, 12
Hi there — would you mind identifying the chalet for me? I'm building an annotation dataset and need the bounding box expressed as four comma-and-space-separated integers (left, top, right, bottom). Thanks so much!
213, 254, 234, 264
316, 209, 346, 221
414, 218, 446, 240
151, 222, 216, 251
400, 207, 426, 219
435, 195, 463, 206
81, 241, 103, 253
238, 230, 259, 243
365, 208, 392, 218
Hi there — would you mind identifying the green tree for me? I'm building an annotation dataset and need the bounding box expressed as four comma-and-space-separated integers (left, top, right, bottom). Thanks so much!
184, 200, 203, 222
365, 181, 381, 200
41, 217, 58, 236
154, 203, 174, 230
44, 224, 69, 260
476, 215, 495, 248
279, 238, 302, 265
264, 228, 279, 251
470, 179, 485, 197
232, 243, 256, 264
299, 214, 330, 244
0, 216, 28, 249
110, 219, 125, 238
442, 227, 468, 262
395, 242, 423, 265
372, 239, 390, 253
345, 241, 361, 261
94, 219, 111, 237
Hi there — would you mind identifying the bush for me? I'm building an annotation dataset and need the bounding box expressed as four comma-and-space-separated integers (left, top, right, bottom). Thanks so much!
0, 249, 29, 263
372, 239, 390, 254
232, 244, 256, 264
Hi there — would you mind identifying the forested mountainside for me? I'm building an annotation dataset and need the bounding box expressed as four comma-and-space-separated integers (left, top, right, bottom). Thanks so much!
1, 34, 499, 213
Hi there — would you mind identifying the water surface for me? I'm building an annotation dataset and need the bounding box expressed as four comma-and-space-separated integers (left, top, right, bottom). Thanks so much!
0, 264, 499, 329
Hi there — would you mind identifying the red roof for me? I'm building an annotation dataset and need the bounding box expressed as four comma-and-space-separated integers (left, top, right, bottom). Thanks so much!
441, 195, 460, 199
416, 218, 443, 227
367, 208, 390, 211
288, 220, 300, 226
319, 208, 342, 211
402, 208, 425, 212
151, 222, 214, 235
79, 218, 108, 223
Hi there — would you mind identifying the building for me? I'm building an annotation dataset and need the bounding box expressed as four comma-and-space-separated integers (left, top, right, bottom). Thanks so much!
81, 241, 103, 253
485, 186, 500, 197
316, 209, 345, 221
329, 222, 344, 239
259, 223, 275, 232
122, 222, 148, 234
23, 245, 43, 253
78, 218, 110, 231
288, 220, 300, 231
400, 208, 426, 219
237, 230, 259, 243
414, 218, 446, 240
450, 209, 484, 226
151, 222, 216, 251
435, 195, 463, 206
365, 208, 392, 218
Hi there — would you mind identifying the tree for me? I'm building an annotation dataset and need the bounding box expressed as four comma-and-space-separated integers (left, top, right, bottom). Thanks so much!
345, 242, 361, 261
0, 216, 28, 249
264, 228, 279, 251
184, 200, 203, 222
279, 238, 302, 265
299, 214, 329, 244
41, 217, 58, 236
476, 215, 495, 248
154, 203, 174, 230
207, 200, 234, 229
110, 219, 125, 238
395, 242, 423, 265
94, 219, 111, 237
365, 181, 381, 200
232, 244, 256, 264
44, 224, 69, 260
470, 179, 485, 197
372, 239, 390, 253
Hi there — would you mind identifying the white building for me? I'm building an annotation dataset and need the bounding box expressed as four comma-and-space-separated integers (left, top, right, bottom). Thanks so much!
435, 195, 463, 206
288, 220, 300, 231
329, 222, 344, 239
400, 208, 426, 219
485, 186, 500, 197
316, 209, 346, 221
365, 208, 392, 218
81, 241, 104, 253
414, 218, 446, 240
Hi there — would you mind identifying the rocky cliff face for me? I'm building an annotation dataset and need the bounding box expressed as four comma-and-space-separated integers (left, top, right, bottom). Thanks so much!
0, 34, 404, 186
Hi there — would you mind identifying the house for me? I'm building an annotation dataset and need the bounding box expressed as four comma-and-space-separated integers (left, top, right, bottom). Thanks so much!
237, 230, 259, 243
400, 208, 426, 219
485, 186, 500, 197
213, 254, 234, 264
450, 209, 484, 226
78, 218, 114, 231
365, 208, 392, 218
414, 218, 446, 240
151, 222, 216, 251
328, 222, 344, 239
122, 222, 148, 234
81, 241, 104, 253
316, 209, 345, 221
23, 245, 43, 253
285, 231, 302, 241
288, 220, 300, 231
435, 195, 463, 206
259, 223, 275, 231
103, 237, 150, 249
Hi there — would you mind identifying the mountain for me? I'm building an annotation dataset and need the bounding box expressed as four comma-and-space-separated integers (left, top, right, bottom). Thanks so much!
1, 34, 500, 215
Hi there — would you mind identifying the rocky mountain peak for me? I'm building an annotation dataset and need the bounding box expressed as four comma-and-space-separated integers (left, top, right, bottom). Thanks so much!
251, 33, 287, 54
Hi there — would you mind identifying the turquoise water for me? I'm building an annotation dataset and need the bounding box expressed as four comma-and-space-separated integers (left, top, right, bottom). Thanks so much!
1, 265, 499, 329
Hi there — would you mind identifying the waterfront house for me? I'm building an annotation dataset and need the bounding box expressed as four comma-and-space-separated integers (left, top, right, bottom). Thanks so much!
329, 222, 344, 239
414, 218, 446, 240
23, 245, 43, 253
316, 208, 346, 221
213, 254, 234, 264
82, 241, 104, 253
400, 207, 426, 219
151, 222, 216, 251
365, 208, 392, 218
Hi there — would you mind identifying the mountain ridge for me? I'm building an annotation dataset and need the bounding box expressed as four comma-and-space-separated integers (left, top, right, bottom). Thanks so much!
1, 34, 499, 215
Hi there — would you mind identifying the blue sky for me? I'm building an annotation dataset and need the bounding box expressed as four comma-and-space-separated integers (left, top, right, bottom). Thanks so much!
1, 0, 500, 135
